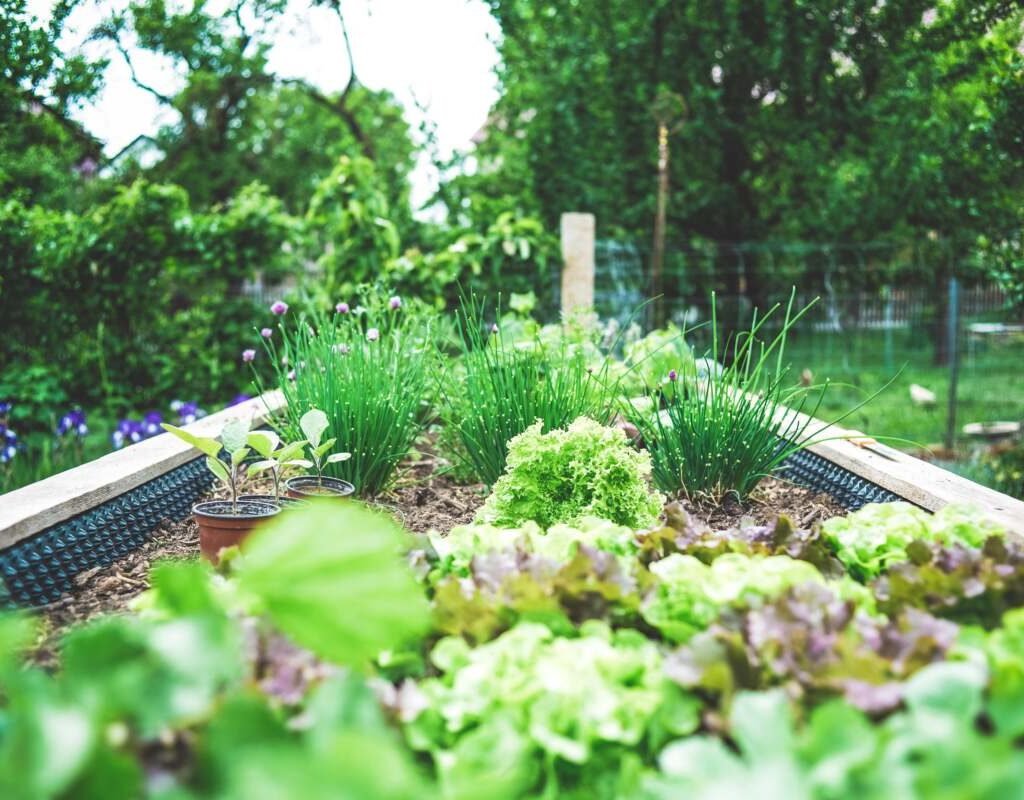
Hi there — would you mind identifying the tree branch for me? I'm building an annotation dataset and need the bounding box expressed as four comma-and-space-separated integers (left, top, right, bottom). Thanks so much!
113, 37, 177, 107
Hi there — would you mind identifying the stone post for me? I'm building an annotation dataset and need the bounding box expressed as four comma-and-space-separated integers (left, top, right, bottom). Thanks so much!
560, 212, 595, 315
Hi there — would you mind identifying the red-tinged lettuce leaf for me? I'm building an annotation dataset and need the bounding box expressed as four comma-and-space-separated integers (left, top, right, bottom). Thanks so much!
665, 583, 956, 715
430, 545, 646, 644
873, 535, 1024, 628
643, 504, 844, 577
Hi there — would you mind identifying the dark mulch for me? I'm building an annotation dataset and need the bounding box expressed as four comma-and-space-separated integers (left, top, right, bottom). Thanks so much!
27, 456, 845, 655
31, 517, 200, 667
678, 475, 849, 530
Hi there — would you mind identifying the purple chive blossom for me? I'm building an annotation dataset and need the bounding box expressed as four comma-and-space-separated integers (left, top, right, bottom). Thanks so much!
389, 296, 402, 310
270, 300, 289, 316
260, 327, 273, 338
56, 408, 88, 438
668, 370, 678, 382
490, 323, 499, 334
242, 348, 256, 363
287, 369, 296, 381
336, 301, 350, 314
366, 327, 380, 342
332, 343, 350, 355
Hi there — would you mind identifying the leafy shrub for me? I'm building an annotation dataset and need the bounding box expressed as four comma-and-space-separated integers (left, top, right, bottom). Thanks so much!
477, 417, 664, 529
822, 501, 1005, 581
442, 295, 622, 486
261, 294, 434, 496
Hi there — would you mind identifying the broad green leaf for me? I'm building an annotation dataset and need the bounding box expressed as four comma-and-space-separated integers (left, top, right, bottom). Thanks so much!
247, 431, 280, 458
248, 459, 277, 477
161, 423, 222, 458
206, 457, 231, 483
276, 441, 306, 462
235, 502, 430, 665
221, 419, 251, 454
315, 437, 337, 459
230, 446, 251, 467
326, 452, 351, 464
300, 409, 330, 448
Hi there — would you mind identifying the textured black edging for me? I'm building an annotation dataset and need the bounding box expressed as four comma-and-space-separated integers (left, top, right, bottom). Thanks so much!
0, 457, 214, 608
0, 447, 903, 609
778, 448, 902, 509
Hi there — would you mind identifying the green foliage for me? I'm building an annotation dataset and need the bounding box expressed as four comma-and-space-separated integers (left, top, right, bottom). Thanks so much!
621, 325, 696, 398
406, 621, 697, 798
477, 417, 664, 529
0, 180, 301, 421
263, 296, 434, 496
629, 293, 836, 501
822, 501, 1006, 581
306, 156, 401, 302
388, 212, 558, 311
473, 0, 1024, 275
641, 552, 852, 643
443, 296, 622, 486
161, 418, 254, 509
236, 502, 430, 665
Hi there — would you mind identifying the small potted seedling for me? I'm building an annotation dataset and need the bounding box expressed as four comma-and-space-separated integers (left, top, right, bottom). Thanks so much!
241, 430, 308, 508
162, 418, 280, 563
283, 408, 355, 499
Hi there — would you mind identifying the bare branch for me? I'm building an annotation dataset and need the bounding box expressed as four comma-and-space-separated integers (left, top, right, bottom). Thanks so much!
113, 37, 176, 107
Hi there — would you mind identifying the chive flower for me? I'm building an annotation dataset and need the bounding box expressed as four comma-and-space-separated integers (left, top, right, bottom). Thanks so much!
336, 302, 350, 314
668, 369, 678, 382
260, 327, 273, 338
491, 323, 499, 334
270, 300, 289, 316
389, 296, 402, 310
332, 343, 350, 355
367, 327, 380, 342
287, 369, 296, 381
242, 348, 256, 363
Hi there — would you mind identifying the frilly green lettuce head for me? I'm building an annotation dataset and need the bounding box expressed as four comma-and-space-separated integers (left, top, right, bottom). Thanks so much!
477, 416, 665, 530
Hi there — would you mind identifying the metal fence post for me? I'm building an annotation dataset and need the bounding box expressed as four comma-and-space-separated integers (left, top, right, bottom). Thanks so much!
560, 212, 595, 315
944, 276, 961, 451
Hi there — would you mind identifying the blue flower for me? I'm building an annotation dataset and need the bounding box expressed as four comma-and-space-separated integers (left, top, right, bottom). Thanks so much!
228, 394, 251, 407
1, 425, 19, 463
56, 408, 88, 438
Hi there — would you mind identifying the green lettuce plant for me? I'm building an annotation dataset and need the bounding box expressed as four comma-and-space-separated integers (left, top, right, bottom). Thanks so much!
477, 417, 664, 529
822, 501, 1005, 581
161, 418, 252, 511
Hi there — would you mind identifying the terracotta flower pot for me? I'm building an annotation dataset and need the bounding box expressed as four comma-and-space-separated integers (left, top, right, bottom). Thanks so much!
192, 499, 280, 564
284, 475, 355, 500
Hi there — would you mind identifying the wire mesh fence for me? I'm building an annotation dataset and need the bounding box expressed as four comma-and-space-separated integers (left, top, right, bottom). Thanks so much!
591, 237, 1023, 480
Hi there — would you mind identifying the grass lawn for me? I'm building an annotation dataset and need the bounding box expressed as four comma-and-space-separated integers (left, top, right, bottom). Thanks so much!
782, 329, 1024, 452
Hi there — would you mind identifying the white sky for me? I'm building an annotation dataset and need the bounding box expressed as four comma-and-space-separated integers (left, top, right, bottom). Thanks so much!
27, 0, 501, 214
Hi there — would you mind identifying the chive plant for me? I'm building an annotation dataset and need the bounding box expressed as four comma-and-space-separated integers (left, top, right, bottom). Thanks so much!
629, 290, 859, 503
441, 294, 623, 487
256, 296, 434, 496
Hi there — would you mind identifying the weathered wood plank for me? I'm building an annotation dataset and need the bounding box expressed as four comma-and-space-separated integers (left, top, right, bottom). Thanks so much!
0, 390, 286, 549
780, 404, 1024, 535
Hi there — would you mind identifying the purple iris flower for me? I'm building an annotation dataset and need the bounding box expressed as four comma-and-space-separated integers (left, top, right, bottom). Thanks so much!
56, 408, 88, 438
175, 401, 206, 424
111, 418, 145, 449
228, 394, 251, 407
143, 411, 163, 437
389, 296, 402, 310
0, 400, 11, 418
260, 327, 273, 338
270, 300, 289, 316
242, 348, 256, 363
1, 426, 19, 463
335, 302, 350, 314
